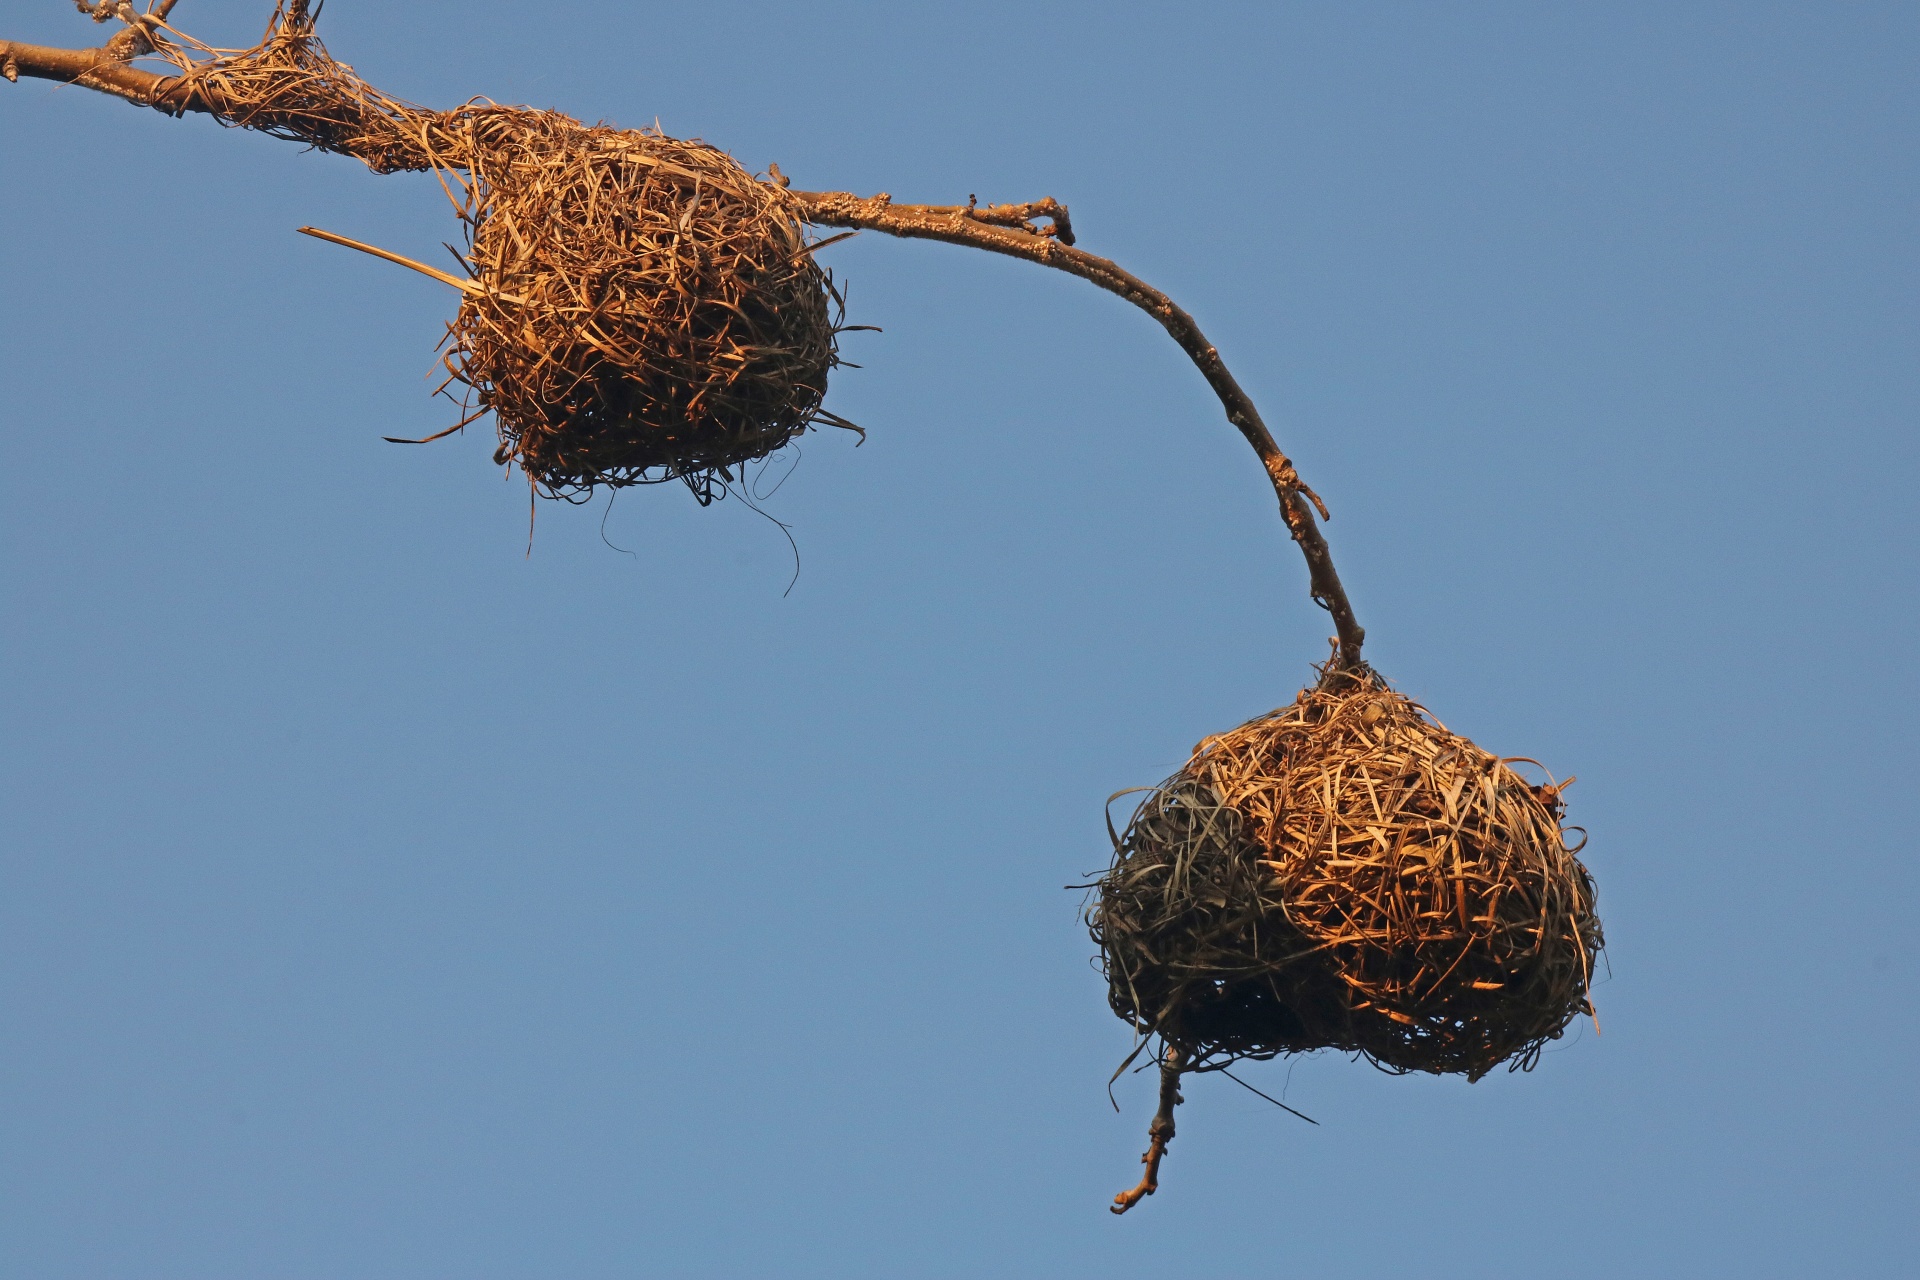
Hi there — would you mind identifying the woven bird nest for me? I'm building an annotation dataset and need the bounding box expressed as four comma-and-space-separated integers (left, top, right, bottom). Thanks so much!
170, 6, 848, 502
1090, 664, 1600, 1083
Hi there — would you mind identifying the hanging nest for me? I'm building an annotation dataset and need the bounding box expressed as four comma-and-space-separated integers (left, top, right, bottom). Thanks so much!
1089, 664, 1601, 1082
165, 3, 849, 502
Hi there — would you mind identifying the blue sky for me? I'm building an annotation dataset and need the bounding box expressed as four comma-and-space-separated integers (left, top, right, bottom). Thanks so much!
2, 2, 1915, 1276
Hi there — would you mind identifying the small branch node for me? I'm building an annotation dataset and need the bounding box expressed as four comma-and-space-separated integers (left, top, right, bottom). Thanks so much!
101, 25, 153, 62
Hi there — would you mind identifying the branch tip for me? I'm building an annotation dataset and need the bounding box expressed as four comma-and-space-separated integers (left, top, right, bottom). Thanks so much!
1109, 1046, 1184, 1216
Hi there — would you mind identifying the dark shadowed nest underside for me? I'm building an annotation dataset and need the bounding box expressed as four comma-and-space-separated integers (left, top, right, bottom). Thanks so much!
165, 4, 852, 502
1089, 665, 1602, 1082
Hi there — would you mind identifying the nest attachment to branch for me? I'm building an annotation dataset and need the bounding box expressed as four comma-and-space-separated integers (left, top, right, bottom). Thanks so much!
1089, 664, 1601, 1082
167, 4, 847, 502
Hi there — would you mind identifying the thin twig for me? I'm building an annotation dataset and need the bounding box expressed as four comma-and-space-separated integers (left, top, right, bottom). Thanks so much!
1111, 1044, 1184, 1214
787, 188, 1365, 667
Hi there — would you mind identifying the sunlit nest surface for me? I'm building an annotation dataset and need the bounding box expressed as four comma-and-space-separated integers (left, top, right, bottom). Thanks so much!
1089, 667, 1602, 1082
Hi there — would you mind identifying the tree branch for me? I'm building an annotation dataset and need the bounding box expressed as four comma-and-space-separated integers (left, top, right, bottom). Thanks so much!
0, 35, 200, 108
786, 187, 1365, 667
1111, 1044, 1184, 1214
1, 13, 1366, 666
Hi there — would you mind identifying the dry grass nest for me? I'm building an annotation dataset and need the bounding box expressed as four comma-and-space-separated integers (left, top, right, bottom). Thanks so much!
1088, 664, 1602, 1082
169, 5, 853, 502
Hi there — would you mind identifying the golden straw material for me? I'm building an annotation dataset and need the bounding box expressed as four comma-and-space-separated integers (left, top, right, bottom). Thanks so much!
1089, 665, 1601, 1082
165, 6, 848, 502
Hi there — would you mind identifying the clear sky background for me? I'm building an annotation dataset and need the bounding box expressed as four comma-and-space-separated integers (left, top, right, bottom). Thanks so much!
2, 2, 1915, 1276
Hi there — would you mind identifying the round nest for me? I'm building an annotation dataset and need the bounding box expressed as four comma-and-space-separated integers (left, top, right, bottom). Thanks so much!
447, 119, 844, 503
171, 5, 848, 502
1088, 667, 1601, 1082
